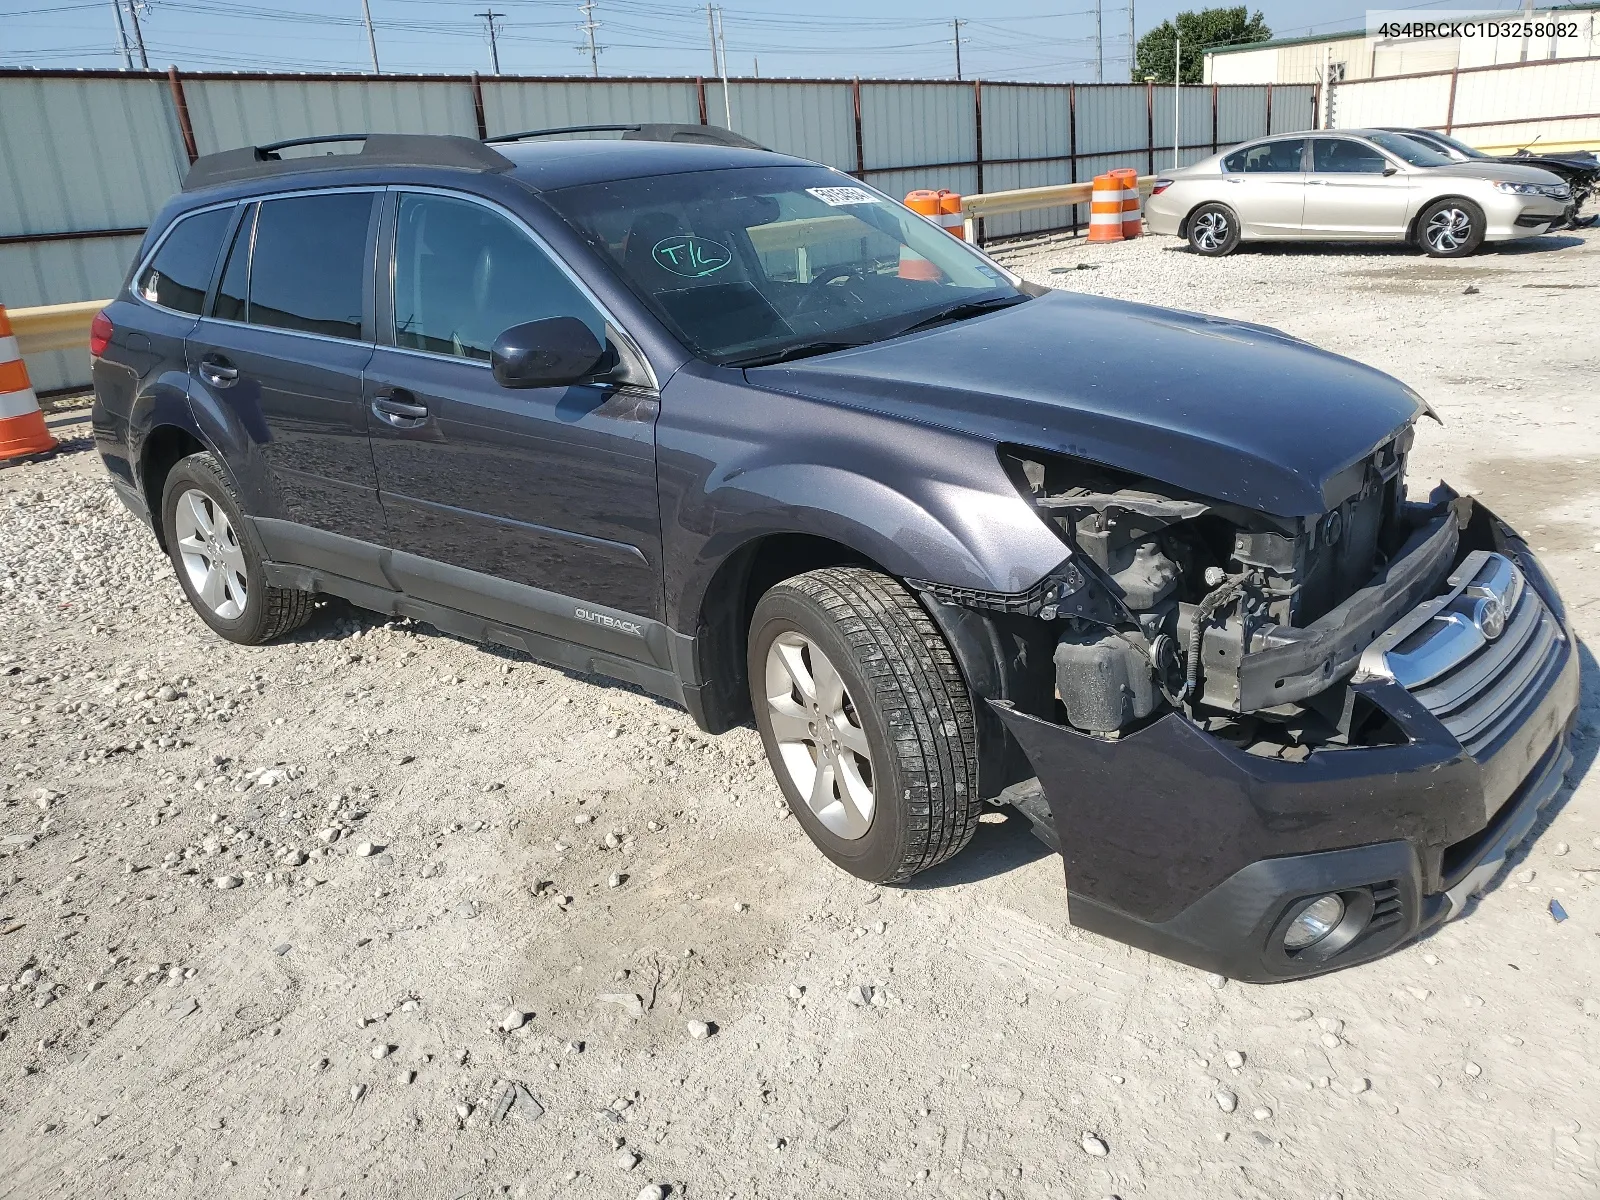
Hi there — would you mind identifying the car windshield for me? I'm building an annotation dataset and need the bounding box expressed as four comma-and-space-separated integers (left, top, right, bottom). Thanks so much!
1366, 132, 1454, 167
1415, 129, 1489, 159
544, 165, 1023, 365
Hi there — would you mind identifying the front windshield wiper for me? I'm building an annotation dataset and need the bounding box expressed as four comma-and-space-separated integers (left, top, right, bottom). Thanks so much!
883, 293, 1031, 339
722, 340, 867, 368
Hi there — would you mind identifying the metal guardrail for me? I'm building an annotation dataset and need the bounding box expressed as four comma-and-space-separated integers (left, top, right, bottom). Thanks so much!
959, 175, 1157, 241
9, 301, 108, 356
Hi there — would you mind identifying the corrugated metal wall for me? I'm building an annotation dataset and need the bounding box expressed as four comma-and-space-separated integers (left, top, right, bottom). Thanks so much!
0, 69, 1317, 391
1330, 57, 1599, 152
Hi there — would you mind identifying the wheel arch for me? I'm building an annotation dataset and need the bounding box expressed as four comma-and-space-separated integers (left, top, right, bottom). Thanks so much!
138, 424, 209, 551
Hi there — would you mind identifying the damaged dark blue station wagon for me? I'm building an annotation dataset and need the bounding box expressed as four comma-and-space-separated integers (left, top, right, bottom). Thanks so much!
91, 130, 1578, 981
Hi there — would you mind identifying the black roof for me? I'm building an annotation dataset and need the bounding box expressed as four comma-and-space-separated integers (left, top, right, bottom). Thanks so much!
182, 129, 808, 195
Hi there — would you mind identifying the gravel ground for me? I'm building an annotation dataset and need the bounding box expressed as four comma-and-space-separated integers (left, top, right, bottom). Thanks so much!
3, 226, 1599, 1200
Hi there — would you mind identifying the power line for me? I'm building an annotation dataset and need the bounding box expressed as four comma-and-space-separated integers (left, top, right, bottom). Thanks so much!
477, 9, 504, 74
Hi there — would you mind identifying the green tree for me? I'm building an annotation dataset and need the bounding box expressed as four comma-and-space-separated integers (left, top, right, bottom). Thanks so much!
1134, 7, 1270, 84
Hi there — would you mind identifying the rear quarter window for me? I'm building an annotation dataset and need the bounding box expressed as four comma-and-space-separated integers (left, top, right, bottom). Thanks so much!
137, 207, 232, 315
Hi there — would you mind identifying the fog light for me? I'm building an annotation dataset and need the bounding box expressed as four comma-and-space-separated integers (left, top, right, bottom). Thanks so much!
1284, 894, 1345, 951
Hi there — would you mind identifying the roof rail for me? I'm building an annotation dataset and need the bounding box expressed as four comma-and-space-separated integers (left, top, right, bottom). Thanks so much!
485, 123, 768, 151
183, 133, 514, 192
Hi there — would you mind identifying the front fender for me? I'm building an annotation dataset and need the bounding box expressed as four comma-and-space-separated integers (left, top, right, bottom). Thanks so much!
658, 363, 1069, 634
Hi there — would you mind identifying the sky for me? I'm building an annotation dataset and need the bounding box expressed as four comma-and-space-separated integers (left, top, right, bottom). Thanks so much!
1, 0, 1534, 81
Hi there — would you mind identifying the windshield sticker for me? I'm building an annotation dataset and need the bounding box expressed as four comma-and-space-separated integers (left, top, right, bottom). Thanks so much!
805, 186, 881, 207
652, 235, 733, 278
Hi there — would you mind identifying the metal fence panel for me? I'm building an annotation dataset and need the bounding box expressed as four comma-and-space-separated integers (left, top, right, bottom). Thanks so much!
183, 78, 476, 154
1451, 57, 1600, 128
1073, 84, 1151, 155
982, 84, 1071, 163
1270, 84, 1319, 133
862, 164, 981, 208
1330, 74, 1452, 130
0, 75, 183, 238
860, 82, 975, 170
709, 81, 856, 169
0, 235, 141, 392
1216, 85, 1269, 145
484, 79, 700, 138
1149, 86, 1219, 159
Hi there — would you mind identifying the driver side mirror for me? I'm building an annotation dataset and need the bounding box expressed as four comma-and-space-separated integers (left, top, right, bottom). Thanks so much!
491, 317, 608, 389
1382, 166, 1399, 176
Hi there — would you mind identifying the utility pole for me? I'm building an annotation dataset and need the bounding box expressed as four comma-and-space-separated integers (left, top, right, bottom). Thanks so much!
109, 0, 132, 69
752, 56, 759, 78
1128, 0, 1135, 81
1094, 0, 1103, 83
578, 0, 600, 77
952, 17, 964, 81
125, 0, 149, 70
477, 10, 504, 75
360, 0, 381, 73
1173, 28, 1181, 166
706, 3, 719, 76
715, 6, 731, 127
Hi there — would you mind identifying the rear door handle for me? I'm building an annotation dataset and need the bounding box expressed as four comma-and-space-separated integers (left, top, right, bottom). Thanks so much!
372, 392, 430, 429
198, 357, 238, 387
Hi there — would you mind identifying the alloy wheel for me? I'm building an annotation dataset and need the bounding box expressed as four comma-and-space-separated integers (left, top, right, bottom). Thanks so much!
1192, 210, 1229, 252
173, 488, 248, 620
1426, 207, 1472, 252
764, 630, 875, 840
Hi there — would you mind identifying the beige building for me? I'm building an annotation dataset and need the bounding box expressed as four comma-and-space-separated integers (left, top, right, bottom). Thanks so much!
1203, 4, 1600, 85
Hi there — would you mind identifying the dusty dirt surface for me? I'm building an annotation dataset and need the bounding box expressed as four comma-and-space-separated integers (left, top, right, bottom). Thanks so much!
3, 227, 1599, 1200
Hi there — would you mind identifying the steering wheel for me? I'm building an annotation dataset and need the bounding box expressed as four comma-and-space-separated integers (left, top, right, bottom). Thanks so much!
806, 264, 869, 288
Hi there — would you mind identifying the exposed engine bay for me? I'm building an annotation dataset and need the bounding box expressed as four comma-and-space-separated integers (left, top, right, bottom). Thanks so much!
995, 428, 1464, 757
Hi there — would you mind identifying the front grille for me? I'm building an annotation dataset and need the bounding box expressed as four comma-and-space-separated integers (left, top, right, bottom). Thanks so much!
1360, 551, 1565, 757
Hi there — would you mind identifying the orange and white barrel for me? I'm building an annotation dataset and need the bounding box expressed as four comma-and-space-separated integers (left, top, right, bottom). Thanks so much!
0, 305, 58, 462
937, 190, 966, 240
1087, 173, 1125, 243
904, 189, 943, 222
1110, 167, 1143, 238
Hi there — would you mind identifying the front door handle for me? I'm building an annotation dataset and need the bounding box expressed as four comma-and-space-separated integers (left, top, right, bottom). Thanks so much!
198, 357, 238, 387
372, 392, 430, 429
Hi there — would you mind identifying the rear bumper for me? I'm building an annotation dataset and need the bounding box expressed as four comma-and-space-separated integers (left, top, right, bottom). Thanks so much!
991, 506, 1580, 982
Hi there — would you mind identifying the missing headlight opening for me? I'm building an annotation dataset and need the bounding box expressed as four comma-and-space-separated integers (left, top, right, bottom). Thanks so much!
1000, 437, 1425, 756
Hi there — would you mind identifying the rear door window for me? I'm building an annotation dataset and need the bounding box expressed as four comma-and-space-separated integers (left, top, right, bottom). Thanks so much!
1223, 139, 1306, 173
245, 192, 374, 340
137, 207, 232, 315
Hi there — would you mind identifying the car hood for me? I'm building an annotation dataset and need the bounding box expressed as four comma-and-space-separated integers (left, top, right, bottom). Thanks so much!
1421, 160, 1568, 186
752, 290, 1424, 517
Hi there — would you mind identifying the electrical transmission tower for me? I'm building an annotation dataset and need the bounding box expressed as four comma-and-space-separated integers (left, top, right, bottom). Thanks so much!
577, 0, 602, 77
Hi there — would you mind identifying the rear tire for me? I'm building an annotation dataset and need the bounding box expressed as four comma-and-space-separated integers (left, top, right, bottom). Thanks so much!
160, 452, 314, 645
1418, 198, 1485, 258
1187, 203, 1241, 256
748, 567, 980, 884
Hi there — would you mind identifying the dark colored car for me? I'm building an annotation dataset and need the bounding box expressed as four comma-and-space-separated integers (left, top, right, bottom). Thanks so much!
1380, 127, 1599, 225
90, 130, 1578, 982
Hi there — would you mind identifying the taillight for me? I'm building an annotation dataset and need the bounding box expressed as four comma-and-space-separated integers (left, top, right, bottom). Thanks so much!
89, 310, 113, 357
1152, 178, 1174, 195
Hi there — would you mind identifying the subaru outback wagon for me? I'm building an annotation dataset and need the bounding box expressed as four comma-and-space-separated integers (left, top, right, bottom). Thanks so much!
91, 128, 1578, 982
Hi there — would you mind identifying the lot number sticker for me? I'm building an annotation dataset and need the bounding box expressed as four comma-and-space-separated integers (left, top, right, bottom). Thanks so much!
806, 186, 881, 207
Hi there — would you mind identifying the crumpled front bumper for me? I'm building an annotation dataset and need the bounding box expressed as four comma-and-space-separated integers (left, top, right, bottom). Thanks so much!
991, 512, 1580, 982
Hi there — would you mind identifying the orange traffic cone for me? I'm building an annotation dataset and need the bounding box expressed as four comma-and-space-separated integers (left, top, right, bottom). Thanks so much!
1087, 173, 1125, 243
0, 305, 59, 462
1110, 167, 1143, 238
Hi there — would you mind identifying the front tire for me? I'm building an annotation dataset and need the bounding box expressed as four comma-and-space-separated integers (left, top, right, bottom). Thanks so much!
1187, 203, 1241, 256
160, 452, 314, 644
748, 568, 980, 884
1418, 198, 1485, 257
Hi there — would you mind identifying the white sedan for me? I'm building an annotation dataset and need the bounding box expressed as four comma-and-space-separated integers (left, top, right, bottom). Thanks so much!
1145, 129, 1570, 258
